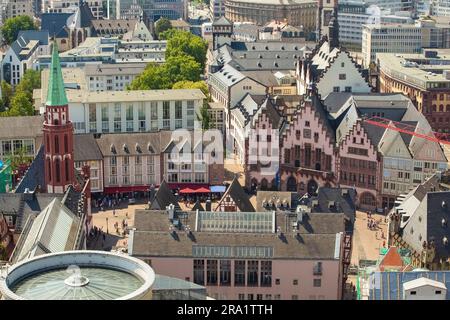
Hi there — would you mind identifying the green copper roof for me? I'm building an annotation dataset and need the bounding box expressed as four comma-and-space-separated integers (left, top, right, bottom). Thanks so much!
45, 42, 68, 106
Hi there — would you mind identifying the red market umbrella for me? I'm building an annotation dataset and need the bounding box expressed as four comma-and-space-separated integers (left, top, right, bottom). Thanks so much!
179, 188, 195, 194
195, 187, 211, 193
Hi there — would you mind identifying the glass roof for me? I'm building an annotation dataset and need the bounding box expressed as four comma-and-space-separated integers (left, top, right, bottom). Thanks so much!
10, 267, 143, 300
197, 211, 274, 233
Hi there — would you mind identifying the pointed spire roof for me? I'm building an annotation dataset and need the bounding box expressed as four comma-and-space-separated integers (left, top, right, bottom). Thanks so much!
46, 42, 68, 107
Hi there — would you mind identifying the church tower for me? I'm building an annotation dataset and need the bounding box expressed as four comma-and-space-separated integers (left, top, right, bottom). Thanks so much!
43, 42, 75, 194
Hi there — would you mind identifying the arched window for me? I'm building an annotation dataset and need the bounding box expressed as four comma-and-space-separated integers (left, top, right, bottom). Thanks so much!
46, 135, 50, 152
65, 158, 70, 182
64, 135, 68, 153
55, 136, 59, 153
439, 104, 444, 112
432, 105, 437, 112
55, 159, 61, 183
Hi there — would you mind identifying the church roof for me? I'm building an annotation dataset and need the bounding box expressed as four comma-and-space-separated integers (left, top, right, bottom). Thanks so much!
46, 42, 68, 107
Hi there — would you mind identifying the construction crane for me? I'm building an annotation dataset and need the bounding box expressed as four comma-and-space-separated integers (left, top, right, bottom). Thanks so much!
363, 116, 450, 147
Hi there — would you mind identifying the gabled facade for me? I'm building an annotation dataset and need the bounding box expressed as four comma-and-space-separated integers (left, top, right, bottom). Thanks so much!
215, 178, 254, 212
337, 120, 381, 210
279, 95, 336, 195
297, 41, 371, 98
1, 31, 50, 86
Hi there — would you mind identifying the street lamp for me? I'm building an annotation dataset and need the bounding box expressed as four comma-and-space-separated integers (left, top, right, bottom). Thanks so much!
106, 217, 109, 234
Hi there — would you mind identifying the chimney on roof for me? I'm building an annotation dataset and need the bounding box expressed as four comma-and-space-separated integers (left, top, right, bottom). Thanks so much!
167, 203, 175, 220
205, 199, 212, 211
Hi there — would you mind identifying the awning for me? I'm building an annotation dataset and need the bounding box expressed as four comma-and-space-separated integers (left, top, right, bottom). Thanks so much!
210, 185, 226, 193
179, 187, 210, 194
179, 188, 195, 194
168, 183, 209, 190
103, 186, 151, 194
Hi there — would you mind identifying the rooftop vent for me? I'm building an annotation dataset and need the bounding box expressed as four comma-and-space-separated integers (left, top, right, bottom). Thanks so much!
443, 236, 448, 246
443, 201, 447, 208
328, 201, 335, 209
167, 203, 175, 220
341, 189, 349, 196
135, 143, 141, 153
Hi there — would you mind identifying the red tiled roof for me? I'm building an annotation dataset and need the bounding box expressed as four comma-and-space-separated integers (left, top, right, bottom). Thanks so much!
379, 246, 404, 271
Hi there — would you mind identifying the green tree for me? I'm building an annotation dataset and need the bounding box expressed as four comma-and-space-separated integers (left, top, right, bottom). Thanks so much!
6, 91, 34, 116
129, 55, 201, 90
155, 17, 172, 39
164, 30, 208, 69
165, 54, 202, 84
0, 70, 40, 117
172, 80, 211, 130
5, 147, 33, 172
1, 15, 37, 45
0, 80, 13, 109
196, 103, 211, 131
128, 63, 171, 90
15, 69, 41, 95
172, 80, 209, 98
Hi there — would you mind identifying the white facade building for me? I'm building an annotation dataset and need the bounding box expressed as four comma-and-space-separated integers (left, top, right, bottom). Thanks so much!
362, 24, 422, 67
210, 0, 225, 19
402, 277, 447, 300
84, 63, 147, 91
431, 0, 450, 16
1, 31, 49, 86
338, 2, 414, 49
34, 88, 205, 134
42, 0, 105, 18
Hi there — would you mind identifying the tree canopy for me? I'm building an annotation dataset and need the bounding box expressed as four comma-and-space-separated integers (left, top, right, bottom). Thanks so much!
129, 29, 207, 90
0, 69, 40, 117
1, 15, 37, 45
155, 17, 172, 39
164, 30, 208, 69
129, 54, 201, 90
172, 80, 209, 97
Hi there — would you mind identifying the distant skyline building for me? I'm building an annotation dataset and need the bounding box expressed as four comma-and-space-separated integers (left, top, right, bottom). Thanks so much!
115, 0, 187, 22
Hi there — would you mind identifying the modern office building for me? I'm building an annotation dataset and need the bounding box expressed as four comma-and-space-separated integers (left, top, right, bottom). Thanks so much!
377, 49, 450, 133
224, 0, 318, 36
362, 16, 450, 67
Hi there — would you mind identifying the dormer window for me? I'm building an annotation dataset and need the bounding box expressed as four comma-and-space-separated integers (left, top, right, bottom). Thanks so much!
135, 143, 141, 153
110, 144, 116, 153
123, 144, 129, 153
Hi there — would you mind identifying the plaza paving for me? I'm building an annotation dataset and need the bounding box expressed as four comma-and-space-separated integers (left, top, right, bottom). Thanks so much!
351, 211, 388, 265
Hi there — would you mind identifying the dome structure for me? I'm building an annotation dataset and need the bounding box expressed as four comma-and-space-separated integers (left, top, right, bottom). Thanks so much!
0, 251, 155, 300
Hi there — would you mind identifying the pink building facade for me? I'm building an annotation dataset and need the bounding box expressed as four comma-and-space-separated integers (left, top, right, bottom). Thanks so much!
147, 257, 343, 300
337, 120, 382, 210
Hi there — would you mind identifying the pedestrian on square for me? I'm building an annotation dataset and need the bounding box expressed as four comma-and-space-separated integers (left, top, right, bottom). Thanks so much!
113, 209, 116, 216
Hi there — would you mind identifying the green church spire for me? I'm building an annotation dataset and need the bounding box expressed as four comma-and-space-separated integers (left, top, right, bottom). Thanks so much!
45, 42, 68, 107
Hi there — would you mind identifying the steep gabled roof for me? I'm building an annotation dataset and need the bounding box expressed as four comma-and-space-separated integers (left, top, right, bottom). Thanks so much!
150, 180, 180, 210
216, 178, 255, 212
46, 42, 69, 106
378, 246, 407, 271
213, 16, 232, 26
41, 13, 73, 38
10, 198, 81, 263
